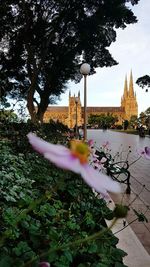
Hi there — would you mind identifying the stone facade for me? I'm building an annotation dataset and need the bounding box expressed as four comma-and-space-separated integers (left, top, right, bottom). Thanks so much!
44, 71, 138, 128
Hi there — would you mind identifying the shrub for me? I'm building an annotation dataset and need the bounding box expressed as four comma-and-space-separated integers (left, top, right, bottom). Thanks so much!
0, 125, 127, 267
115, 125, 123, 130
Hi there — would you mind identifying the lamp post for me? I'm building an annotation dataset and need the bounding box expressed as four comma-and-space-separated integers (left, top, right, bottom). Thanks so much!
80, 63, 90, 140
75, 97, 78, 139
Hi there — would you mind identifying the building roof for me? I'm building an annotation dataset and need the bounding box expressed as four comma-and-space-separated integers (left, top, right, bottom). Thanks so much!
86, 107, 125, 113
46, 106, 68, 112
46, 106, 125, 113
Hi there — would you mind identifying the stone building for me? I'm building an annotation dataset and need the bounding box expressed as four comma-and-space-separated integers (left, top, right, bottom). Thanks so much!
44, 71, 138, 128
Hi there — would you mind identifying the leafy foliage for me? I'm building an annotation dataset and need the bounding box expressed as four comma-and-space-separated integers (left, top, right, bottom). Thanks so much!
133, 209, 148, 223
123, 120, 129, 130
0, 141, 34, 202
0, 122, 128, 266
88, 113, 118, 128
136, 75, 150, 92
0, 109, 18, 123
129, 115, 138, 129
138, 107, 150, 134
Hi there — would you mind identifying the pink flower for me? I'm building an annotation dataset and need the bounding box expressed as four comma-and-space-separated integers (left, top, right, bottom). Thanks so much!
102, 141, 110, 149
88, 139, 95, 147
27, 133, 121, 197
90, 157, 107, 171
138, 146, 150, 160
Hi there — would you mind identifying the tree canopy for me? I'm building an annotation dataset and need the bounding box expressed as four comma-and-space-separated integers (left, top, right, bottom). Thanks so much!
138, 107, 150, 132
0, 0, 139, 122
88, 113, 118, 128
0, 109, 18, 123
136, 75, 150, 92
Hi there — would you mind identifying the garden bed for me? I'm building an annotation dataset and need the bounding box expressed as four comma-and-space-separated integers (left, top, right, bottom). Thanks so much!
0, 122, 128, 267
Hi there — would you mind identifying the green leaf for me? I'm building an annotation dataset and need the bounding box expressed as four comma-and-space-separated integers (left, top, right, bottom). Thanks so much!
133, 209, 148, 222
88, 243, 98, 253
115, 262, 128, 267
0, 256, 12, 267
64, 250, 73, 262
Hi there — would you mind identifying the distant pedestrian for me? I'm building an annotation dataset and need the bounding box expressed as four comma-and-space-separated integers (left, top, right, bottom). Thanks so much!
139, 125, 145, 137
79, 127, 84, 139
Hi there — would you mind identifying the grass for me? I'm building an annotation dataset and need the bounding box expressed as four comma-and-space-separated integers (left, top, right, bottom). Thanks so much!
111, 129, 139, 135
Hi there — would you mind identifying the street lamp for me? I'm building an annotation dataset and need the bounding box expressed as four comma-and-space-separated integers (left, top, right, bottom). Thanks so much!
80, 63, 90, 140
75, 97, 78, 139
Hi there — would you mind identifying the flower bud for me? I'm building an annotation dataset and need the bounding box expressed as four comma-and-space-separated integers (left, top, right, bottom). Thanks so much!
113, 204, 129, 218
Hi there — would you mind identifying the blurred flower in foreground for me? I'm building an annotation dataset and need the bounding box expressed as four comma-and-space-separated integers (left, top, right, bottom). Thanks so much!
27, 133, 121, 197
39, 262, 50, 267
138, 146, 150, 160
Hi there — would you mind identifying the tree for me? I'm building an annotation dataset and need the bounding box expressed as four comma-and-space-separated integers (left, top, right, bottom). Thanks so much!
0, 109, 18, 123
129, 115, 138, 128
136, 75, 150, 92
88, 113, 118, 128
145, 107, 150, 116
123, 120, 129, 130
139, 107, 150, 132
1, 0, 139, 122
104, 113, 118, 128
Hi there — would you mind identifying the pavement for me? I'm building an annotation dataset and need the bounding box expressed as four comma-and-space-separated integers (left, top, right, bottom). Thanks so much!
125, 190, 150, 255
93, 130, 150, 265
109, 190, 150, 267
127, 149, 150, 254
109, 141, 150, 255
110, 134, 150, 255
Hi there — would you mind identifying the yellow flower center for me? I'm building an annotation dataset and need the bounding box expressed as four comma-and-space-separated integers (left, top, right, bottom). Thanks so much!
70, 140, 90, 164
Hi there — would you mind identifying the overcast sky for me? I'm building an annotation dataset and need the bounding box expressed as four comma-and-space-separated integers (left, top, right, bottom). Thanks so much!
57, 0, 150, 115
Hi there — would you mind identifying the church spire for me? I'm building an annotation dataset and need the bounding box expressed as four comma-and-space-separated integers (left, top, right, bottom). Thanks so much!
129, 70, 134, 97
123, 75, 128, 98
134, 91, 136, 98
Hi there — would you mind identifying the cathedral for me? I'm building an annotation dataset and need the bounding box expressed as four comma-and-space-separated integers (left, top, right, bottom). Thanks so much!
44, 71, 138, 128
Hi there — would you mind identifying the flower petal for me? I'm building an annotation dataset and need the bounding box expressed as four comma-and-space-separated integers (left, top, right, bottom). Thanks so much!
80, 164, 121, 196
88, 139, 95, 147
27, 133, 69, 156
27, 132, 121, 197
28, 133, 85, 173
44, 153, 83, 174
100, 157, 107, 163
137, 148, 145, 156
145, 147, 150, 159
137, 147, 150, 160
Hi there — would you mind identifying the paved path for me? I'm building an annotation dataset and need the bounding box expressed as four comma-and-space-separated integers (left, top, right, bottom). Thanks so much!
87, 129, 150, 254
106, 198, 150, 267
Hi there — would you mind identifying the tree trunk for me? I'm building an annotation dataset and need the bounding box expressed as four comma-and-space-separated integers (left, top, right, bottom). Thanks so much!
37, 101, 49, 123
27, 78, 38, 123
37, 110, 44, 124
36, 89, 50, 123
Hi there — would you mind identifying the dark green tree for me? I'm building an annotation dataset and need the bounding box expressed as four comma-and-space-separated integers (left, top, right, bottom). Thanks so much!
139, 107, 150, 133
129, 115, 138, 128
88, 113, 118, 128
136, 75, 150, 92
123, 120, 129, 130
0, 109, 18, 123
105, 113, 118, 128
1, 0, 139, 122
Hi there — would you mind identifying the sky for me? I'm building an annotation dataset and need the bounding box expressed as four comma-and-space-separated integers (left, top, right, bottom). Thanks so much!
57, 0, 150, 116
